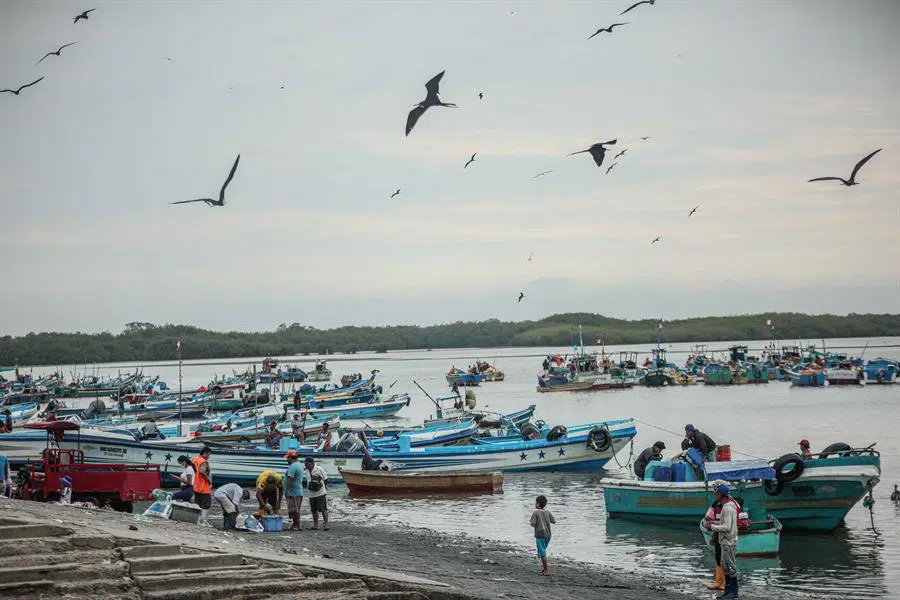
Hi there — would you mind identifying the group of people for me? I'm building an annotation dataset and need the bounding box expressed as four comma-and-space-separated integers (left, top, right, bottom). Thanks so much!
170, 445, 330, 531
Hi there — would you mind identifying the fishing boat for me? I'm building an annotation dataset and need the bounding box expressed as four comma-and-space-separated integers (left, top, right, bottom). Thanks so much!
864, 358, 898, 384
56, 372, 141, 398
600, 445, 881, 531
424, 402, 536, 429
290, 394, 410, 420
176, 415, 340, 444
825, 361, 863, 386
446, 367, 481, 386
473, 360, 505, 382
787, 366, 826, 387
537, 331, 605, 392
307, 360, 332, 382
256, 357, 280, 384
639, 348, 677, 387
368, 419, 479, 450
340, 469, 503, 496
280, 366, 307, 383
6, 401, 39, 423
700, 516, 782, 557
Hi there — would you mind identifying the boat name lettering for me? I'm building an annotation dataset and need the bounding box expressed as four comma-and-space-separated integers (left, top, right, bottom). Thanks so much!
99, 446, 127, 456
333, 459, 346, 466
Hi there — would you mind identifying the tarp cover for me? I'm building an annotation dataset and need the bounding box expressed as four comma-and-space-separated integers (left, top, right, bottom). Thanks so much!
705, 459, 775, 482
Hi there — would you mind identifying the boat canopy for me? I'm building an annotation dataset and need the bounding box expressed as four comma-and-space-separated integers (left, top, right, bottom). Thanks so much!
23, 420, 81, 432
705, 459, 775, 482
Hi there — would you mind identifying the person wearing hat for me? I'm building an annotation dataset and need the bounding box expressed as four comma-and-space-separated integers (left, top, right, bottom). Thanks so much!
633, 441, 666, 480
704, 483, 740, 599
255, 469, 283, 517
304, 457, 329, 530
798, 439, 813, 460
283, 449, 305, 531
682, 424, 718, 462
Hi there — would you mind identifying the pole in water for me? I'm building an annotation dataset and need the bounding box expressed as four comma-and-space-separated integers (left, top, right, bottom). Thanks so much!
177, 340, 183, 437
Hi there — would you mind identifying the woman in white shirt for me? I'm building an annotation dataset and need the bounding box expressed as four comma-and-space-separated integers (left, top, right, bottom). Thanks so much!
172, 455, 195, 501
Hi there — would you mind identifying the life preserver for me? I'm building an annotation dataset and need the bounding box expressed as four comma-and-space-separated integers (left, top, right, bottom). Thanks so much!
587, 427, 612, 453
546, 425, 568, 442
773, 453, 804, 482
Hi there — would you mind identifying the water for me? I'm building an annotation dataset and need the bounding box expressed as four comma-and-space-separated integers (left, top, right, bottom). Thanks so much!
46, 337, 900, 599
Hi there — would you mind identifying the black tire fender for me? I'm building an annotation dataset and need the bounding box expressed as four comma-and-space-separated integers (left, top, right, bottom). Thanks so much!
819, 442, 852, 459
764, 478, 784, 496
546, 425, 568, 442
587, 427, 612, 453
773, 453, 805, 483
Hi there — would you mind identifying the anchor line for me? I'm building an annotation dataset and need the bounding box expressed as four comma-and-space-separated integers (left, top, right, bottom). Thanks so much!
611, 438, 634, 470
863, 480, 880, 536
632, 418, 765, 461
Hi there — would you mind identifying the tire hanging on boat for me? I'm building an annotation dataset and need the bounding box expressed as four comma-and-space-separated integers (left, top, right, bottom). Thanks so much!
819, 442, 852, 459
587, 426, 612, 453
520, 422, 540, 441
763, 478, 784, 496
546, 425, 568, 442
773, 453, 805, 483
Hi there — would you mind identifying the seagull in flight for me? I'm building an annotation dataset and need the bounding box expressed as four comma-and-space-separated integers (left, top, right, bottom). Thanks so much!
588, 23, 630, 39
651, 236, 661, 245
527, 252, 535, 263
73, 9, 95, 23
688, 205, 700, 217
1, 77, 44, 96
518, 292, 525, 303
568, 139, 617, 167
621, 0, 655, 16
36, 42, 78, 65
606, 162, 618, 175
532, 170, 554, 179
613, 149, 627, 160
405, 71, 457, 136
808, 149, 882, 187
464, 153, 477, 169
390, 188, 401, 199
171, 154, 241, 207
640, 136, 651, 141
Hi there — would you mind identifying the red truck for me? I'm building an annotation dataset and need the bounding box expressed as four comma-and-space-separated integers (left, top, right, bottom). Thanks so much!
18, 420, 161, 512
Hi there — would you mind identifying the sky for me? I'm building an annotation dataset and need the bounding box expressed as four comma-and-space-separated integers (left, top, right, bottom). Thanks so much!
1, 0, 898, 336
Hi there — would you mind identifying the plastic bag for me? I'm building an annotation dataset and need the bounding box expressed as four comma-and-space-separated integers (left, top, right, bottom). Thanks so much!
243, 514, 264, 533
141, 500, 172, 519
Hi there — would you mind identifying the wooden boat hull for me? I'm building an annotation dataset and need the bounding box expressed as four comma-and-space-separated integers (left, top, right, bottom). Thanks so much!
341, 469, 503, 496
700, 518, 782, 557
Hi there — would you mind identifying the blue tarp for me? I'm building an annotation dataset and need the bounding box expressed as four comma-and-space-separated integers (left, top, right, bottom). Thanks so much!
704, 459, 775, 482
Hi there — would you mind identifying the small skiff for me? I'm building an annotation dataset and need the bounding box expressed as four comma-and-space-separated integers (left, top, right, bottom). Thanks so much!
340, 469, 503, 496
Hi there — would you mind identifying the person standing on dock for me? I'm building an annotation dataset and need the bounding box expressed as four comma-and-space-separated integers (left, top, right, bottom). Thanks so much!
530, 494, 555, 577
704, 484, 739, 599
284, 450, 305, 531
192, 446, 213, 526
304, 457, 329, 530
633, 441, 666, 480
682, 424, 717, 462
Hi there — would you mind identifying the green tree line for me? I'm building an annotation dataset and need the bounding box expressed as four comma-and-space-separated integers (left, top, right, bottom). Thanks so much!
2, 313, 899, 367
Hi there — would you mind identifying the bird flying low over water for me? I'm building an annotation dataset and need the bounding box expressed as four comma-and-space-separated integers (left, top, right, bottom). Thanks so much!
808, 149, 882, 187
688, 205, 700, 217
532, 170, 553, 179
464, 153, 477, 169
614, 149, 627, 160
390, 188, 401, 199
588, 23, 630, 39
518, 292, 525, 303
1, 77, 44, 96
74, 9, 95, 23
640, 136, 651, 141
621, 0, 655, 15
651, 236, 661, 244
36, 42, 78, 65
606, 162, 618, 175
171, 154, 241, 207
405, 71, 457, 136
568, 139, 617, 167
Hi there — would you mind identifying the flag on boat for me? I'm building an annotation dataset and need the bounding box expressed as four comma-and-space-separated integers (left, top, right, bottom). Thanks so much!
176, 340, 181, 352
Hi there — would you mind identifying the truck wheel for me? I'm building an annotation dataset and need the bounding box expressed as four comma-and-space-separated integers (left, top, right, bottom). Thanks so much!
110, 500, 134, 513
82, 496, 102, 508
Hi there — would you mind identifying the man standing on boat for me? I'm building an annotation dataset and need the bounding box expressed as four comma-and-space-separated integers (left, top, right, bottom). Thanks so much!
633, 441, 666, 479
704, 484, 739, 599
682, 424, 717, 462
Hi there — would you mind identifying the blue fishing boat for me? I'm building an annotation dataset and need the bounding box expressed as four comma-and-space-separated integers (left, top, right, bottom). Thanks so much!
368, 419, 479, 450
292, 394, 410, 420
446, 368, 481, 386
280, 366, 307, 383
864, 358, 897, 384
787, 366, 826, 387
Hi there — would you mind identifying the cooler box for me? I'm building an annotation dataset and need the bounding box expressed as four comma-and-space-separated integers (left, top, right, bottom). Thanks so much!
671, 461, 688, 482
645, 459, 670, 482
170, 501, 202, 524
262, 516, 284, 532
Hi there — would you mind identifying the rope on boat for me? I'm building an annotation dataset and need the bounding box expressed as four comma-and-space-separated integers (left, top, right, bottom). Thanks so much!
632, 418, 765, 460
863, 480, 880, 536
611, 438, 634, 470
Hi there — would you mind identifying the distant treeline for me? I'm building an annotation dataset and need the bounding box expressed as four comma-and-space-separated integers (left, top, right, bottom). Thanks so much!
2, 313, 899, 367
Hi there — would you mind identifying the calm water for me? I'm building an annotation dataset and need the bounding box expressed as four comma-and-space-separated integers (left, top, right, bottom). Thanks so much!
50, 337, 900, 599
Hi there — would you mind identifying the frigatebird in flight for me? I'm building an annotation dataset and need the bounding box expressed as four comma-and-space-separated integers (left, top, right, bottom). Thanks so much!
171, 154, 241, 207
464, 153, 477, 169
614, 149, 627, 160
405, 71, 457, 136
588, 23, 630, 39
651, 236, 661, 245
606, 162, 618, 175
688, 205, 700, 217
518, 292, 525, 303
74, 9, 95, 23
568, 139, 617, 167
36, 42, 78, 65
640, 136, 651, 141
390, 189, 401, 199
621, 1, 654, 15
808, 149, 882, 187
527, 252, 535, 263
1, 77, 44, 96
532, 170, 553, 179
478, 92, 484, 100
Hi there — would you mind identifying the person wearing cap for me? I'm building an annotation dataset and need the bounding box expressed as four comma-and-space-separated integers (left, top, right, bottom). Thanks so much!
283, 449, 305, 531
633, 441, 666, 480
255, 469, 283, 517
171, 455, 195, 501
704, 484, 740, 599
799, 439, 813, 460
681, 424, 718, 462
304, 457, 329, 530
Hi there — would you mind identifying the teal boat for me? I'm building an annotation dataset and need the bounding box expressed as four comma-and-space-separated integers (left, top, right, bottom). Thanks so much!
700, 516, 782, 557
601, 447, 881, 531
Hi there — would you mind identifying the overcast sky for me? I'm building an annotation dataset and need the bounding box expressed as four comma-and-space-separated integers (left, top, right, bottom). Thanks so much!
1, 1, 898, 335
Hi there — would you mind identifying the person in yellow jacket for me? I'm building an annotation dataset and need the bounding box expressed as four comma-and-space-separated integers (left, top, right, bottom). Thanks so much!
255, 469, 283, 517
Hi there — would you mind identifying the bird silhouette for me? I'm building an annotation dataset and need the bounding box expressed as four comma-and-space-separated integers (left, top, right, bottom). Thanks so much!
36, 42, 78, 65
527, 252, 535, 263
808, 149, 882, 187
568, 139, 617, 167
613, 149, 627, 160
621, 0, 654, 15
518, 292, 525, 303
688, 205, 700, 217
170, 154, 241, 207
390, 188, 401, 199
606, 162, 618, 175
405, 71, 457, 136
478, 92, 484, 100
532, 170, 553, 179
651, 237, 661, 244
464, 153, 477, 169
588, 23, 630, 39
162, 56, 175, 62
1, 77, 45, 96
73, 9, 95, 23
640, 136, 651, 141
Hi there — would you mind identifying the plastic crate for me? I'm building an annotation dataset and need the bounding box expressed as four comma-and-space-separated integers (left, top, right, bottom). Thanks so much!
170, 501, 202, 524
262, 516, 284, 532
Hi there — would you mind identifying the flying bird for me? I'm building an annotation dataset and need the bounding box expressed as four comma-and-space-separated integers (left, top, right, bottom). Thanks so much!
1, 77, 45, 96
651, 236, 661, 245
36, 42, 78, 65
568, 139, 617, 167
405, 71, 457, 137
621, 0, 655, 15
390, 188, 401, 199
73, 9, 95, 23
464, 153, 477, 169
613, 149, 627, 160
478, 92, 484, 100
588, 23, 630, 39
170, 154, 241, 207
163, 56, 175, 61
688, 205, 700, 217
518, 292, 525, 303
808, 149, 882, 187
606, 162, 618, 175
640, 136, 651, 141
532, 170, 553, 179
527, 252, 535, 263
